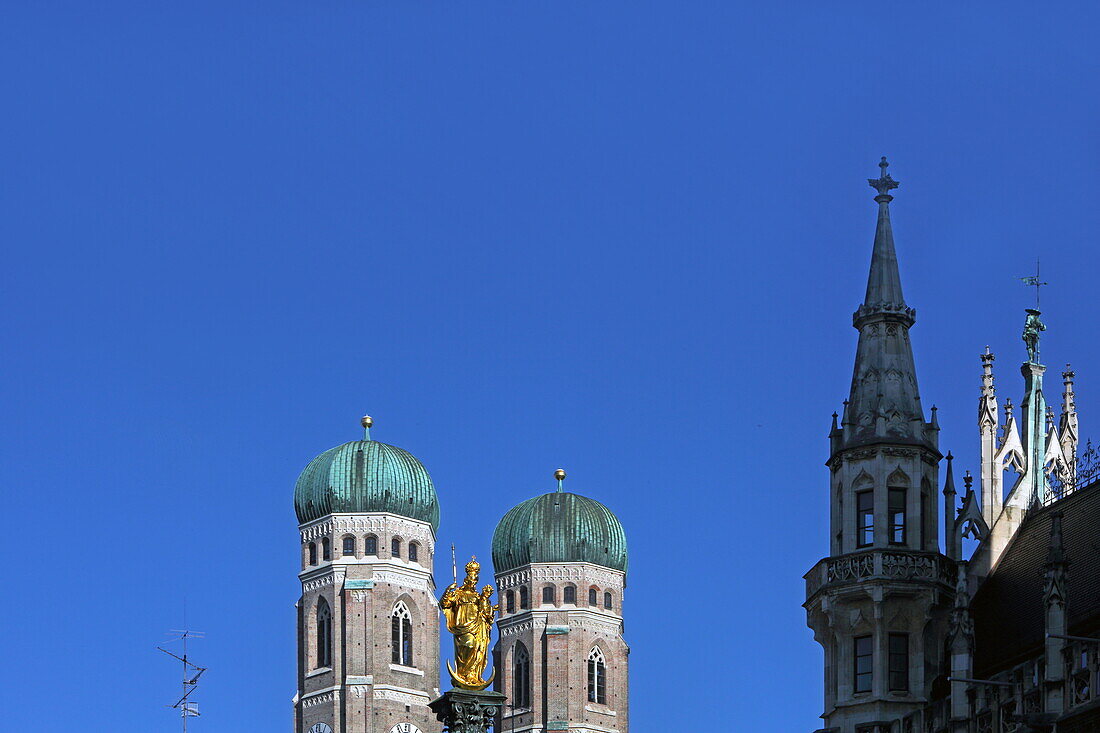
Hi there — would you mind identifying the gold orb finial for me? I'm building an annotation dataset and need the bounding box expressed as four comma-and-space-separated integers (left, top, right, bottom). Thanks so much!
554, 468, 566, 481
361, 415, 373, 429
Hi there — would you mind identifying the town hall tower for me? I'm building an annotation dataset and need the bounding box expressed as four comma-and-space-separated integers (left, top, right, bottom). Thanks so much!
804, 161, 957, 733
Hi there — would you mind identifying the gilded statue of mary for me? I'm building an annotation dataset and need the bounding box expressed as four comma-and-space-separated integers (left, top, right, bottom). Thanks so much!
440, 556, 498, 690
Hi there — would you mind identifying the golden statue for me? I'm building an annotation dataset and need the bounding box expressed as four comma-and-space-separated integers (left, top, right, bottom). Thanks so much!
440, 556, 498, 690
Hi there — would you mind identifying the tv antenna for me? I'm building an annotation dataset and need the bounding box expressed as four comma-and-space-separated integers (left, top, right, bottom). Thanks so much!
158, 629, 207, 732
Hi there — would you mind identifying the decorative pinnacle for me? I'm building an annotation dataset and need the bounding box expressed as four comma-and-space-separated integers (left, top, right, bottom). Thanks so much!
361, 415, 373, 440
554, 468, 566, 492
868, 156, 900, 201
963, 470, 973, 493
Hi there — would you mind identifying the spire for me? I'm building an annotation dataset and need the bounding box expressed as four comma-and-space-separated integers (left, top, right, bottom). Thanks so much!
839, 158, 932, 454
943, 452, 958, 559
860, 157, 909, 316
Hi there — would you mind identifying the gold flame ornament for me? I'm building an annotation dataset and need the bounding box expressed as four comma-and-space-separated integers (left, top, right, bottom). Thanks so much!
440, 555, 498, 690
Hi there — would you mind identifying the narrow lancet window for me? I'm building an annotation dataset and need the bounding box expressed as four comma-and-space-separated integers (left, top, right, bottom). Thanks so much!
513, 643, 531, 708
587, 647, 607, 704
391, 602, 413, 667
316, 598, 332, 669
857, 491, 874, 547
889, 488, 906, 545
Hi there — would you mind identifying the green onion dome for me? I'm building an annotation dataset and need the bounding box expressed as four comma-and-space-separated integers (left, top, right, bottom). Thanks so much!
491, 477, 627, 574
294, 419, 439, 530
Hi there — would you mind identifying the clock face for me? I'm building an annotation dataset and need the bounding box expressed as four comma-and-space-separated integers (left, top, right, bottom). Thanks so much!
309, 725, 332, 733
389, 724, 422, 733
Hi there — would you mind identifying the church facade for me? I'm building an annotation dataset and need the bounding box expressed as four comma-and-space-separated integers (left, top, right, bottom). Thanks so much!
290, 420, 630, 733
805, 161, 1100, 733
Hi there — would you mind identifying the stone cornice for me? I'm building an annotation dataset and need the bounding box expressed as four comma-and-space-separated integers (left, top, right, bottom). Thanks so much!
299, 513, 436, 552
495, 563, 626, 591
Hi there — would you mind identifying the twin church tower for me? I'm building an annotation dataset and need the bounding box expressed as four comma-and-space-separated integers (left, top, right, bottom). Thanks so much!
291, 418, 629, 733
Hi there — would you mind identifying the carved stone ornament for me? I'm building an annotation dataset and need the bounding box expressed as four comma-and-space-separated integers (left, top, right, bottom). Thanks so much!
429, 689, 507, 733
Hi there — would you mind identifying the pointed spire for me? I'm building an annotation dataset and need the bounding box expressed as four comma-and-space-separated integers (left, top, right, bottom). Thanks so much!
943, 452, 956, 496
1045, 511, 1069, 569
839, 159, 931, 454
860, 157, 910, 317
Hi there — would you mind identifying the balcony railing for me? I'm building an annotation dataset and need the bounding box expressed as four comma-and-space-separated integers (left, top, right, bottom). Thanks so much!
805, 549, 956, 599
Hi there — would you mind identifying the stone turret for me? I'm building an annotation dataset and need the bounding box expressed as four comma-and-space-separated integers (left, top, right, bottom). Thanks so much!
807, 160, 955, 733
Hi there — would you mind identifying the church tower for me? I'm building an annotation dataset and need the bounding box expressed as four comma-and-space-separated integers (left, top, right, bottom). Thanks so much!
490, 470, 629, 733
804, 160, 956, 733
293, 417, 441, 733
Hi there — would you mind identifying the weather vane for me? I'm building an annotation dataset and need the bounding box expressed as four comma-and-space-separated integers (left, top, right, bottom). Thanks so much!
1019, 259, 1048, 309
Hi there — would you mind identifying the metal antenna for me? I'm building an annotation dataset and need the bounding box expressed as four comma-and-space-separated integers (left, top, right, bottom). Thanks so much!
158, 629, 207, 733
1020, 259, 1048, 308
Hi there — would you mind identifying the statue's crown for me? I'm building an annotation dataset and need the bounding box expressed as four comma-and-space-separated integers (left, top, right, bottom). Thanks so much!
465, 556, 480, 573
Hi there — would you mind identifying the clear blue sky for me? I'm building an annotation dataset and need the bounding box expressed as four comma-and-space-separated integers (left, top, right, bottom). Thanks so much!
3, 3, 1099, 731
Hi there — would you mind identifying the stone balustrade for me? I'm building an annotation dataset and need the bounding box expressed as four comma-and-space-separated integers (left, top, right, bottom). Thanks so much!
805, 549, 956, 599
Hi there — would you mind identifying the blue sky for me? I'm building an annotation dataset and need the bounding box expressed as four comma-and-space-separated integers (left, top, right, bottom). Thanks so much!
3, 2, 1099, 731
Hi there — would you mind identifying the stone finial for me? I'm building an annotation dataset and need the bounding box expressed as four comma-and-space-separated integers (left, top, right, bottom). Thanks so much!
1045, 511, 1069, 567
868, 156, 900, 201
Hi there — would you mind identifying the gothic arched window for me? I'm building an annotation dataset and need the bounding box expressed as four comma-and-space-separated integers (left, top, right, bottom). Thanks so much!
603, 591, 613, 610
587, 647, 607, 704
321, 537, 331, 562
391, 601, 413, 667
364, 535, 378, 555
513, 643, 531, 708
589, 587, 598, 606
391, 537, 402, 559
519, 586, 529, 610
316, 597, 333, 669
889, 488, 907, 545
342, 535, 356, 557
564, 585, 576, 604
542, 585, 555, 605
409, 542, 419, 563
506, 590, 515, 614
308, 542, 318, 566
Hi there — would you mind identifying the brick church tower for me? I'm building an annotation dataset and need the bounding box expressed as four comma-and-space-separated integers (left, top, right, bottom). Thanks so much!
293, 417, 441, 733
491, 470, 629, 733
804, 161, 956, 733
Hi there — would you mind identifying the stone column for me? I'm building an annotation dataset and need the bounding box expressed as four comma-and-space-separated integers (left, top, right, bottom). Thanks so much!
430, 689, 507, 733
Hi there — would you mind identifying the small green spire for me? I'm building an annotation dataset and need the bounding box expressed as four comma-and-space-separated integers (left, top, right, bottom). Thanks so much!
554, 468, 566, 493
361, 415, 373, 441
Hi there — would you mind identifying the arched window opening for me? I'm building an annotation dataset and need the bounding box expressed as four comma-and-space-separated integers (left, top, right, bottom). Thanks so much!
342, 535, 356, 557
391, 537, 402, 558
308, 542, 318, 566
889, 488, 907, 545
564, 585, 576, 604
589, 588, 598, 606
587, 647, 607, 704
519, 586, 529, 610
603, 591, 613, 610
409, 542, 419, 563
513, 643, 531, 708
542, 585, 555, 605
364, 535, 378, 555
316, 598, 333, 669
506, 590, 515, 614
391, 602, 413, 667
856, 490, 874, 547
321, 537, 331, 562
